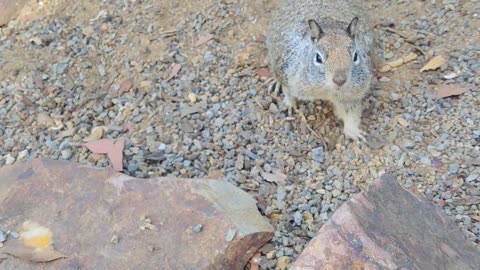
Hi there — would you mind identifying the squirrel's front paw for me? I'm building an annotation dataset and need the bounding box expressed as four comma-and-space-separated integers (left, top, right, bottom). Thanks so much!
281, 95, 297, 116
265, 78, 281, 96
344, 126, 367, 143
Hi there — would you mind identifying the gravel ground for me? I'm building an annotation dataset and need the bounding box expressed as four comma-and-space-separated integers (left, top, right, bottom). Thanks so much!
1, 0, 480, 268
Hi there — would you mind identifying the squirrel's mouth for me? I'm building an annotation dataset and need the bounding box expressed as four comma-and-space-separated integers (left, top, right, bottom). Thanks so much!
326, 82, 343, 91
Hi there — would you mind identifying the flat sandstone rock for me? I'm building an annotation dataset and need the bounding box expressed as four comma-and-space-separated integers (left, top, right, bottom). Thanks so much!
0, 159, 273, 269
0, 0, 29, 26
291, 174, 480, 270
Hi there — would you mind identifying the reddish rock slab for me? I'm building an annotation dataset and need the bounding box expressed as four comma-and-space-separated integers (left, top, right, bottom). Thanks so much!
0, 0, 29, 26
0, 159, 273, 269
291, 174, 480, 270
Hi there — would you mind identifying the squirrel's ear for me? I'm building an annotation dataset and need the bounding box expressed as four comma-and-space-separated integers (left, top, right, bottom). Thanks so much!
308, 19, 323, 40
346, 17, 359, 38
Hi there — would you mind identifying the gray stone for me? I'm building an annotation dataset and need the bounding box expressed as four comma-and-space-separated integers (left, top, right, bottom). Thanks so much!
0, 230, 5, 243
449, 164, 460, 174
61, 149, 72, 160
293, 211, 302, 226
312, 147, 325, 163
193, 224, 203, 233
466, 174, 478, 182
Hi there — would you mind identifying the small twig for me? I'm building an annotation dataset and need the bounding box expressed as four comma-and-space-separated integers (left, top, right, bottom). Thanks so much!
406, 43, 429, 59
15, 83, 35, 93
385, 27, 411, 39
162, 95, 185, 103
158, 29, 177, 38
385, 27, 429, 59
159, 89, 186, 103
297, 110, 328, 149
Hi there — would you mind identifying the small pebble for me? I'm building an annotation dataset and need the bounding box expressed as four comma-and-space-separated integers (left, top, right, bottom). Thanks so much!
0, 230, 6, 243
61, 149, 73, 160
269, 103, 278, 113
5, 154, 16, 165
193, 224, 203, 233
466, 174, 478, 182
9, 231, 19, 239
379, 77, 391, 83
110, 234, 119, 244
293, 211, 302, 226
312, 146, 325, 162
226, 229, 236, 242
449, 164, 460, 174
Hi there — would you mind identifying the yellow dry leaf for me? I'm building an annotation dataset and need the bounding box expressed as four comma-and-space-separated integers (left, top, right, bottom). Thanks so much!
276, 256, 291, 270
207, 170, 225, 179
420, 55, 446, 72
188, 93, 197, 103
304, 212, 313, 226
51, 120, 64, 131
269, 213, 283, 221
20, 221, 52, 249
395, 117, 409, 127
379, 52, 417, 72
122, 105, 134, 117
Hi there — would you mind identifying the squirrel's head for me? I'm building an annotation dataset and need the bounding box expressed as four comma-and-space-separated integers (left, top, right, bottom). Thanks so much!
305, 17, 369, 92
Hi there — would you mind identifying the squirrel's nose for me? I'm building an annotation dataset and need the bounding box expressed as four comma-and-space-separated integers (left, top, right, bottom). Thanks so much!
333, 71, 347, 87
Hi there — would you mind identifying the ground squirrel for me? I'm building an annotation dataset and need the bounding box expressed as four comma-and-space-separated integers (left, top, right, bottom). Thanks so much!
266, 0, 375, 142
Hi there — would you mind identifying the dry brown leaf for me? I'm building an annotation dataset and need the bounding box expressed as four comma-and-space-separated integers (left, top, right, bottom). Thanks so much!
0, 221, 67, 263
379, 52, 417, 72
1, 242, 66, 263
207, 170, 225, 180
436, 199, 447, 207
249, 252, 261, 270
119, 78, 134, 94
437, 84, 468, 99
139, 80, 152, 89
395, 117, 409, 127
256, 68, 272, 78
257, 34, 267, 43
165, 64, 181, 81
84, 139, 114, 154
194, 34, 214, 47
107, 139, 124, 172
84, 139, 125, 171
261, 170, 287, 186
420, 55, 446, 72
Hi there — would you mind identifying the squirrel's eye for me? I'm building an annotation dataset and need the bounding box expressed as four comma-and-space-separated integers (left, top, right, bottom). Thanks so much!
353, 51, 359, 64
315, 52, 324, 65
